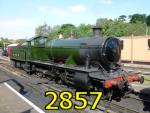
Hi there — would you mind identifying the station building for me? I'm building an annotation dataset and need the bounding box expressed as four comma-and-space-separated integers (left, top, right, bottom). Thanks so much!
121, 36, 150, 63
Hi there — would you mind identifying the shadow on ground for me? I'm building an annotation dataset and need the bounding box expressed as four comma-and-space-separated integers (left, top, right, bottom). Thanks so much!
139, 88, 150, 112
0, 79, 27, 94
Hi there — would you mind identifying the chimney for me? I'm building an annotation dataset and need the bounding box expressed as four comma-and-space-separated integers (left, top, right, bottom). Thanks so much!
92, 25, 102, 38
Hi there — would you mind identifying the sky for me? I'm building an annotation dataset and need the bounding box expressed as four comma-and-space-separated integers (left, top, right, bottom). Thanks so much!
0, 0, 150, 39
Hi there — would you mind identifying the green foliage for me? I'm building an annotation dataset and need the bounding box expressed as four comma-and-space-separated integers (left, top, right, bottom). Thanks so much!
96, 18, 128, 37
48, 25, 61, 39
58, 24, 77, 38
0, 41, 3, 47
129, 14, 150, 26
15, 39, 27, 44
1, 13, 150, 44
0, 37, 12, 47
35, 23, 51, 37
76, 24, 93, 38
118, 15, 127, 21
34, 13, 150, 39
129, 14, 146, 24
97, 16, 150, 37
0, 37, 27, 47
126, 23, 146, 36
146, 15, 150, 26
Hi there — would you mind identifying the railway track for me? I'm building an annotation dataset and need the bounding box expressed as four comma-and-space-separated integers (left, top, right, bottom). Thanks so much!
128, 95, 150, 104
123, 65, 150, 76
0, 59, 150, 113
122, 64, 150, 82
43, 81, 148, 113
43, 83, 106, 113
43, 80, 150, 113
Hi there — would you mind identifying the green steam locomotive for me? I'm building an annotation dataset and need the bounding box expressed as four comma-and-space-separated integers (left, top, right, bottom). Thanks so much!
10, 26, 144, 100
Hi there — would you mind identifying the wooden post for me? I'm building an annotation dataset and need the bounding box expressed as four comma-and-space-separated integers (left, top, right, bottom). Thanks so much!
131, 34, 133, 63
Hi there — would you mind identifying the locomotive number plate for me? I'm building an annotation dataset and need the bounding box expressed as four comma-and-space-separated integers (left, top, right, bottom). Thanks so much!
45, 91, 102, 110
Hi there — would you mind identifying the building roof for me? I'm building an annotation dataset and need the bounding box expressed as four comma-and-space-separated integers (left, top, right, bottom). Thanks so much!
7, 43, 19, 47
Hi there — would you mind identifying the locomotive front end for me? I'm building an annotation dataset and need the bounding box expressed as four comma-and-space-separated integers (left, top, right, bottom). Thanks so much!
101, 37, 121, 68
100, 37, 144, 98
104, 73, 144, 90
103, 72, 144, 100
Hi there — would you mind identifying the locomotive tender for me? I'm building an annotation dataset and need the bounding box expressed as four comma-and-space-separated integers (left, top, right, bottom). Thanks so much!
10, 26, 144, 99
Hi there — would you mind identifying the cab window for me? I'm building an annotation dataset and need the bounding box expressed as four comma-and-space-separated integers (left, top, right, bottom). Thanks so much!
31, 40, 34, 46
30, 36, 47, 47
39, 38, 47, 47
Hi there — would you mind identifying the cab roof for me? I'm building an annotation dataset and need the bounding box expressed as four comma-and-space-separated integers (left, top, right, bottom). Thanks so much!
27, 36, 48, 42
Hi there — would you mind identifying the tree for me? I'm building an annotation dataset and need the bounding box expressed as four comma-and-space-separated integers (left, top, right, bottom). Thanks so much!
58, 24, 76, 38
96, 18, 111, 36
34, 13, 150, 38
129, 14, 146, 24
126, 23, 146, 36
15, 39, 27, 44
146, 15, 150, 26
76, 24, 93, 38
96, 18, 129, 37
48, 25, 61, 38
118, 15, 127, 21
35, 23, 51, 37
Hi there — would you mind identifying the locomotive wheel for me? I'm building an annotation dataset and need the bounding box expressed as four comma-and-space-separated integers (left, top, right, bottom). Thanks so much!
31, 65, 36, 74
102, 90, 113, 100
59, 73, 67, 84
11, 60, 16, 67
95, 85, 113, 100
16, 61, 21, 68
106, 90, 113, 101
140, 76, 144, 84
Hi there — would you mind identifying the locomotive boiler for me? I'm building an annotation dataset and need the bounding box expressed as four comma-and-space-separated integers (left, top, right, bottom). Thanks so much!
47, 33, 121, 70
10, 26, 144, 100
